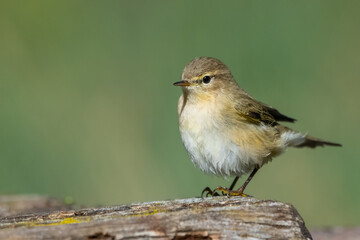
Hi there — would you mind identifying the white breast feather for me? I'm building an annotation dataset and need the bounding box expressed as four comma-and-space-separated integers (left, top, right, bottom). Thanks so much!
178, 95, 263, 177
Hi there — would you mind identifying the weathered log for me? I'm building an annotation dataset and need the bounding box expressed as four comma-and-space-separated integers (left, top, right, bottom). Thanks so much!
0, 196, 312, 239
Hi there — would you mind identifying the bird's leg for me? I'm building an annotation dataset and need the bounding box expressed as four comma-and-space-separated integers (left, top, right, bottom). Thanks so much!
201, 176, 239, 198
217, 176, 240, 196
230, 167, 259, 196
229, 176, 239, 190
210, 167, 259, 197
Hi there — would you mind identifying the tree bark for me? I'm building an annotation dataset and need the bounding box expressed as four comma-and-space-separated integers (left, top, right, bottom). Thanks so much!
0, 196, 312, 239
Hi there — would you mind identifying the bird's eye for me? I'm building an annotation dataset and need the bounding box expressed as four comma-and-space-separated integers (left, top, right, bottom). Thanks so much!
202, 75, 211, 84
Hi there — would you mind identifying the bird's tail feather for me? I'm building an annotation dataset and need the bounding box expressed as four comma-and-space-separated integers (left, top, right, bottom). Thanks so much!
277, 125, 342, 148
295, 135, 342, 148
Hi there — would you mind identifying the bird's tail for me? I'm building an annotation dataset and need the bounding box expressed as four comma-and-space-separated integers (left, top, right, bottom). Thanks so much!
278, 125, 342, 148
295, 135, 342, 148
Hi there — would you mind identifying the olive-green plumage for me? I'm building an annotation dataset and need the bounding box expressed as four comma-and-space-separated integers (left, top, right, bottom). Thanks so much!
174, 57, 341, 196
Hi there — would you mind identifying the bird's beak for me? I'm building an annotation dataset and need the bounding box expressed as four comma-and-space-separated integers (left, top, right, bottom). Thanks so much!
173, 80, 192, 86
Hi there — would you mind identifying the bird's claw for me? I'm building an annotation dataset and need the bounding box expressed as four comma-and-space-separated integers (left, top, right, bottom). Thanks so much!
201, 186, 248, 198
201, 187, 220, 198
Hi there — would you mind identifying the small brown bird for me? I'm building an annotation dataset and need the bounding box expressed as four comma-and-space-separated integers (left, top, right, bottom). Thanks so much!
174, 57, 341, 197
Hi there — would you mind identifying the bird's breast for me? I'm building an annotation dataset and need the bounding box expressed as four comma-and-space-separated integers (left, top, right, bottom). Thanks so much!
177, 95, 256, 176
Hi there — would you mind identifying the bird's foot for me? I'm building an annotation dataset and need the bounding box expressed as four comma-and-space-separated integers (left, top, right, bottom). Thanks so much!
201, 186, 248, 198
213, 186, 248, 197
201, 187, 220, 198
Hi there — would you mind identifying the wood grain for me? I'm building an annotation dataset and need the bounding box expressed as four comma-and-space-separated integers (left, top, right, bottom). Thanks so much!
0, 196, 312, 239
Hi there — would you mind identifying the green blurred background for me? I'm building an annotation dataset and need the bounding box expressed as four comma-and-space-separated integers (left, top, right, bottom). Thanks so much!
0, 0, 359, 227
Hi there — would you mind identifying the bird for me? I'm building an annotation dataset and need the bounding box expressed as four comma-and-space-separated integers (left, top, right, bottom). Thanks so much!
173, 57, 341, 197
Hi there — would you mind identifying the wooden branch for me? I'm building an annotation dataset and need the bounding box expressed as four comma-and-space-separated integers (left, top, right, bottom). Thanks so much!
0, 196, 312, 239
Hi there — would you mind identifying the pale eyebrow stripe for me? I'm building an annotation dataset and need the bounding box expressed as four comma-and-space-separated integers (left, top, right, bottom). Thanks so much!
191, 71, 218, 80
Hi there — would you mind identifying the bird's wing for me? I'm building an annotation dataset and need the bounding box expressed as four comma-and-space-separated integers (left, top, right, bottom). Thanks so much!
234, 93, 296, 126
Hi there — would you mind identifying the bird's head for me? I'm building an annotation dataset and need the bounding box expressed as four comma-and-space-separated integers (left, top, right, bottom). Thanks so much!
173, 57, 237, 97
